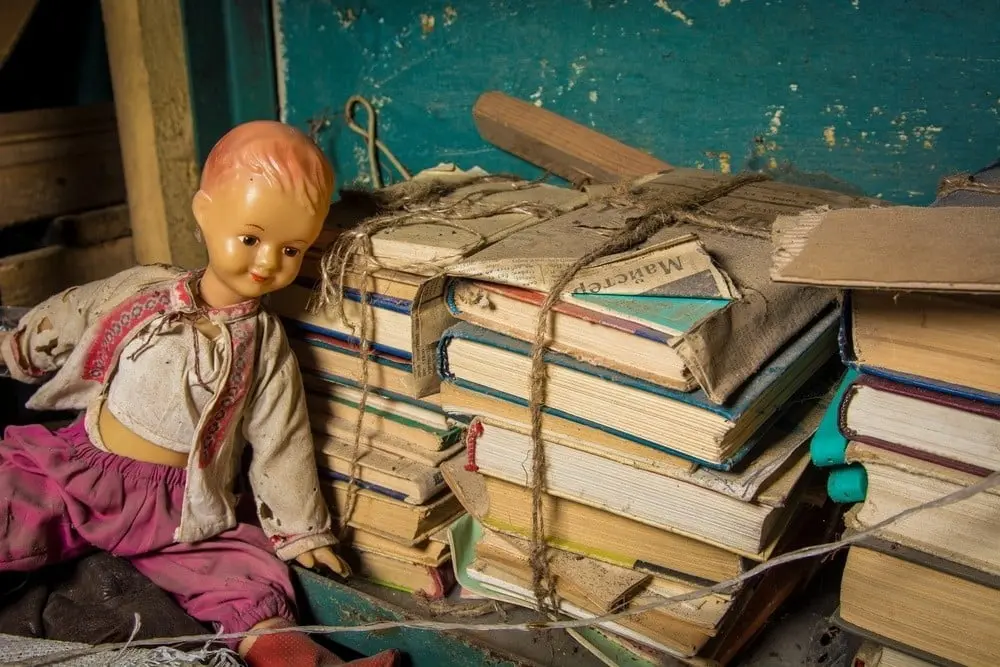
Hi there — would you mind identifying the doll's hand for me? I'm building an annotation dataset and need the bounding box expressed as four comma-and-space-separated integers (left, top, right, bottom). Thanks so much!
295, 546, 352, 578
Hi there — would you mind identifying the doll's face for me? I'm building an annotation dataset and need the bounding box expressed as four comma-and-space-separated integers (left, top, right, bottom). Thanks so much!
193, 173, 326, 301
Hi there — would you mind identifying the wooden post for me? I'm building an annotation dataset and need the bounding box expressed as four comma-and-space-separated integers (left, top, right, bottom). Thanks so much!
100, 0, 205, 268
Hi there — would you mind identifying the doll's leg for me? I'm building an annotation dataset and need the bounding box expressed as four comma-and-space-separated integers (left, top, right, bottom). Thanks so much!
128, 522, 399, 666
0, 425, 93, 571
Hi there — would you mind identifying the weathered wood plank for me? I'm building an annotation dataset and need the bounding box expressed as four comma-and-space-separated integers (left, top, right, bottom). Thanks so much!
51, 203, 132, 247
473, 91, 672, 186
0, 104, 125, 228
100, 0, 205, 268
0, 236, 134, 307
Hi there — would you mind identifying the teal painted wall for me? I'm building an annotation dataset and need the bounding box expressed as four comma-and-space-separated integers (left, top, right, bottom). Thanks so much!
275, 0, 1000, 204
182, 0, 280, 164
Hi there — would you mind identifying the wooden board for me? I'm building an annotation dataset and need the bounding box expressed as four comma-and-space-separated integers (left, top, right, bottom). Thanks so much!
0, 236, 134, 307
51, 204, 131, 247
100, 0, 205, 268
0, 104, 125, 228
473, 91, 672, 186
294, 567, 644, 667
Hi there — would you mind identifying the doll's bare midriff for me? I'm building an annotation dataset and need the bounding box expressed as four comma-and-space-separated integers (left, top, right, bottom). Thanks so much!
98, 403, 189, 467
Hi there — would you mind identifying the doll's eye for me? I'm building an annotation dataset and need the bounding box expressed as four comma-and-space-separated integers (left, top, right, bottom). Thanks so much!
239, 235, 259, 247
283, 247, 300, 258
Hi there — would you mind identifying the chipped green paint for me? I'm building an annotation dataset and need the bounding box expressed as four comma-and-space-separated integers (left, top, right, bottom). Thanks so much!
294, 568, 525, 667
275, 0, 999, 203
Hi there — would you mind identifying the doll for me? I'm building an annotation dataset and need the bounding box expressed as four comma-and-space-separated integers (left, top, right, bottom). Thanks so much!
0, 121, 399, 667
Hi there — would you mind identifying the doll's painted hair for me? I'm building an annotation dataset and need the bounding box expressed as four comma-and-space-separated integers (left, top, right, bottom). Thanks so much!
199, 121, 334, 216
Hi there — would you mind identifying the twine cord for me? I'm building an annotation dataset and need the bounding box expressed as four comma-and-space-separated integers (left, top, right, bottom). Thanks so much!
12, 467, 1000, 667
344, 95, 411, 188
524, 172, 771, 613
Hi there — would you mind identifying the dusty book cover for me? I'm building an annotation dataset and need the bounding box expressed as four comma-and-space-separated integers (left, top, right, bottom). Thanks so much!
318, 164, 873, 403
771, 205, 1000, 292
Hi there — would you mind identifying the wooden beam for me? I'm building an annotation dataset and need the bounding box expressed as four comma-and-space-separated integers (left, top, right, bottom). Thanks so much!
51, 203, 132, 247
472, 91, 673, 186
0, 236, 134, 307
0, 105, 126, 228
100, 0, 205, 268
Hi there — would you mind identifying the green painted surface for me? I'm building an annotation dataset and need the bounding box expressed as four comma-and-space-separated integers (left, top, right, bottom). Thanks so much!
182, 0, 280, 163
294, 567, 525, 666
275, 0, 1000, 204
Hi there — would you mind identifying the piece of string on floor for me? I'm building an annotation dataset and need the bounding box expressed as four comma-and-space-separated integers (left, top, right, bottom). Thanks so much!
13, 468, 999, 667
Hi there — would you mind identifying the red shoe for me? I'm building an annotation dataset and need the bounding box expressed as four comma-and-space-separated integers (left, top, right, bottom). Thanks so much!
244, 631, 401, 667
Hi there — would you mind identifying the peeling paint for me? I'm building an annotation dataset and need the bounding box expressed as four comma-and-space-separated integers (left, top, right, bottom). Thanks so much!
352, 145, 373, 186
443, 5, 458, 26
568, 56, 588, 90
529, 86, 544, 107
768, 107, 784, 135
719, 151, 732, 173
654, 0, 694, 26
789, 83, 799, 92
719, 0, 732, 6
336, 8, 358, 29
913, 125, 943, 149
420, 13, 435, 35
588, 90, 599, 103
704, 150, 731, 173
823, 126, 837, 148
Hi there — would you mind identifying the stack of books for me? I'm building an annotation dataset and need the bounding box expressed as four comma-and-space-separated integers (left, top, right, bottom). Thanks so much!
271, 241, 466, 600
276, 163, 883, 662
437, 279, 842, 662
771, 201, 1000, 667
271, 165, 589, 599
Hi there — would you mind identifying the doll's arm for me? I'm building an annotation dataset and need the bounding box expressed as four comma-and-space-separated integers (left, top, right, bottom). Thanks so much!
0, 265, 179, 383
0, 277, 116, 383
243, 346, 338, 562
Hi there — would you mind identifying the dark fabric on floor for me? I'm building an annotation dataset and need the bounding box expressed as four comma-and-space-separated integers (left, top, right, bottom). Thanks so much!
0, 551, 207, 644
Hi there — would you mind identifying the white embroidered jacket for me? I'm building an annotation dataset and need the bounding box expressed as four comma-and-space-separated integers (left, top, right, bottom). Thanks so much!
0, 264, 335, 561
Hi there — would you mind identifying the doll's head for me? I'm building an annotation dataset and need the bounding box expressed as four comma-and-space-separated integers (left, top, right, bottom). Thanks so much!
192, 121, 334, 305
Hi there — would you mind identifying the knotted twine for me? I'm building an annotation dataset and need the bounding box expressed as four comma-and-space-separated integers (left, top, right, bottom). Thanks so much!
936, 170, 1000, 199
523, 171, 770, 611
315, 168, 770, 605
311, 176, 568, 539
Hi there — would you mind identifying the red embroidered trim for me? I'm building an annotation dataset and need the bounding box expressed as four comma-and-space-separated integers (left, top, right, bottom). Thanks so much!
175, 271, 260, 320
464, 418, 484, 472
82, 288, 172, 382
198, 317, 257, 468
7, 331, 47, 378
269, 534, 291, 547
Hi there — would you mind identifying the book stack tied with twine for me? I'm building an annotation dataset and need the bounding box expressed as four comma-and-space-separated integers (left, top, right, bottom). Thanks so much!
275, 160, 882, 665
268, 170, 491, 599
770, 161, 1000, 667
